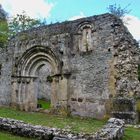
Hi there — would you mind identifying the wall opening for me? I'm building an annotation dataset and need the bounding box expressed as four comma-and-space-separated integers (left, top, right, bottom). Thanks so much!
35, 64, 52, 110
78, 22, 93, 52
11, 46, 61, 111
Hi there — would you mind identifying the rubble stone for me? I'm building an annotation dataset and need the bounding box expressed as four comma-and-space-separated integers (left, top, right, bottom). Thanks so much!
0, 117, 125, 140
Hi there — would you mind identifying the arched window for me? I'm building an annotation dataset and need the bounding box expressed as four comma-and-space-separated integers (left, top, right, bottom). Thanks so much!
78, 22, 93, 52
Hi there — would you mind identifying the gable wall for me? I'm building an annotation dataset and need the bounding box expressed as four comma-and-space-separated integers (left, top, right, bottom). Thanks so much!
0, 13, 139, 119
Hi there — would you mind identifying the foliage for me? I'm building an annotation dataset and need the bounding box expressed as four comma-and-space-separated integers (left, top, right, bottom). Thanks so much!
136, 99, 140, 121
0, 20, 8, 47
0, 5, 8, 47
8, 11, 46, 37
136, 99, 140, 111
47, 75, 53, 82
0, 7, 47, 47
0, 107, 105, 133
107, 3, 131, 18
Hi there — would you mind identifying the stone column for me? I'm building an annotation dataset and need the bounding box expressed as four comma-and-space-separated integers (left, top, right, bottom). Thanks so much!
17, 80, 22, 109
24, 78, 30, 111
11, 78, 17, 108
51, 76, 59, 107
27, 78, 37, 111
58, 75, 68, 107
19, 80, 24, 110
22, 79, 26, 110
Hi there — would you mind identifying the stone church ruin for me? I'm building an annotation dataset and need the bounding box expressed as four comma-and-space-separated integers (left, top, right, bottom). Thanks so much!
0, 13, 140, 123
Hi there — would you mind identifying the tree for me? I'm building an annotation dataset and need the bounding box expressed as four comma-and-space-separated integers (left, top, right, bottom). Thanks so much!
0, 4, 8, 47
0, 8, 46, 48
0, 4, 7, 20
8, 11, 45, 36
107, 3, 131, 18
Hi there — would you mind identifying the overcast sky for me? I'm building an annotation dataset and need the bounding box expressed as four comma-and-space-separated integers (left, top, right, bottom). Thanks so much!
1, 0, 140, 41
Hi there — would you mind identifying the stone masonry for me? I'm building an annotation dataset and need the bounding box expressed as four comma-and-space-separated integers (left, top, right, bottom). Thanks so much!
0, 117, 125, 140
0, 13, 139, 121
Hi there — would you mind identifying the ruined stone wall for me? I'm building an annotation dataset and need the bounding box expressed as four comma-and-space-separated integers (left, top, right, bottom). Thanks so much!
109, 15, 140, 123
112, 19, 140, 98
69, 15, 116, 118
0, 13, 139, 120
0, 47, 13, 105
0, 117, 125, 140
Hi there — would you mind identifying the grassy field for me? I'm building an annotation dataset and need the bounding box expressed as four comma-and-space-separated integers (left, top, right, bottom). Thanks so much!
0, 107, 105, 134
123, 127, 140, 140
0, 107, 140, 140
0, 131, 36, 140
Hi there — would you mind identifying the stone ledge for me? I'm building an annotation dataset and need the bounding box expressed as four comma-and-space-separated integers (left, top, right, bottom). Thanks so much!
0, 117, 124, 140
112, 111, 137, 124
96, 118, 125, 140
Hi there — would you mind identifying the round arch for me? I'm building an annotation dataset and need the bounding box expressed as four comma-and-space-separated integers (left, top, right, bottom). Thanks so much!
11, 46, 61, 111
16, 46, 61, 76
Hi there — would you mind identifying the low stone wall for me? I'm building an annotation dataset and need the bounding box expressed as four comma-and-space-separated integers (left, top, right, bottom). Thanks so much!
0, 117, 124, 140
96, 118, 125, 140
112, 97, 137, 124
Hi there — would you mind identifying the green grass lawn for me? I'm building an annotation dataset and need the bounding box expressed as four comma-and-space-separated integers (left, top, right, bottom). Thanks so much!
123, 127, 140, 140
0, 107, 105, 134
1, 107, 140, 140
0, 131, 36, 140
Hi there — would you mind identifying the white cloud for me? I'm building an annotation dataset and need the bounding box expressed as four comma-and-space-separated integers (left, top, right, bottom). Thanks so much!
0, 0, 54, 19
123, 15, 140, 41
69, 12, 85, 21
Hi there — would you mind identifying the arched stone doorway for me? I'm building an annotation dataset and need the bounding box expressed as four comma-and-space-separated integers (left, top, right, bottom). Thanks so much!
11, 46, 62, 111
35, 63, 52, 101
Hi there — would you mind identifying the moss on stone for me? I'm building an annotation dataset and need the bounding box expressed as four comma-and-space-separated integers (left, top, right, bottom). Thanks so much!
105, 99, 113, 115
136, 100, 140, 112
58, 106, 71, 116
19, 33, 29, 41
47, 75, 53, 82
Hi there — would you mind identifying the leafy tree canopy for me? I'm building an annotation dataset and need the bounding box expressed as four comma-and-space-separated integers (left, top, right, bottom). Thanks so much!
0, 7, 47, 48
0, 4, 8, 47
8, 11, 46, 36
